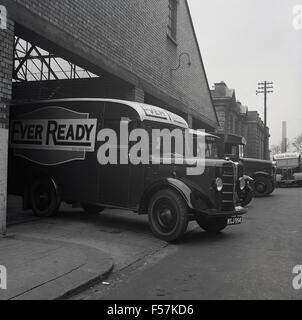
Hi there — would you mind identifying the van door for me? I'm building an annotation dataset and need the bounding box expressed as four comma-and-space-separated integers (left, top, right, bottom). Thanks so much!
98, 102, 144, 208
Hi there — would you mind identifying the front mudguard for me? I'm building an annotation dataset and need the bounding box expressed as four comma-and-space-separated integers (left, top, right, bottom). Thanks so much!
238, 185, 254, 207
252, 172, 274, 184
139, 178, 214, 216
238, 176, 255, 207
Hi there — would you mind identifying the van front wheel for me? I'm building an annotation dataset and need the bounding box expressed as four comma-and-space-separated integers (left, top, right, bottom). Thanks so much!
148, 189, 189, 242
197, 217, 228, 234
253, 176, 272, 197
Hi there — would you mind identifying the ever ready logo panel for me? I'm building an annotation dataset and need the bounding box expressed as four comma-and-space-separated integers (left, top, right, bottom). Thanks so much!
11, 119, 97, 152
10, 107, 98, 166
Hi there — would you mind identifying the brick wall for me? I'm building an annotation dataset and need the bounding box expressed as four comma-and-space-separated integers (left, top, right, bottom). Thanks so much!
246, 124, 259, 159
215, 108, 226, 132
3, 0, 217, 128
0, 17, 13, 128
246, 111, 270, 160
0, 16, 14, 234
124, 87, 145, 104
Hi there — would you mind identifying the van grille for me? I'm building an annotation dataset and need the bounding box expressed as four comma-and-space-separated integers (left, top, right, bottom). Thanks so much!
221, 164, 235, 211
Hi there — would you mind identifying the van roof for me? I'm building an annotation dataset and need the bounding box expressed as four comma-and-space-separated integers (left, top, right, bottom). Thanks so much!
15, 98, 189, 129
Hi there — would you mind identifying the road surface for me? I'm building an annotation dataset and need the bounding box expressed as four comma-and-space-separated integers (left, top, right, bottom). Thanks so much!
72, 187, 302, 300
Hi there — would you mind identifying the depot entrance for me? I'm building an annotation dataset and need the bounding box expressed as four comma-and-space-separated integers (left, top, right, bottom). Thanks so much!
4, 25, 150, 230
4, 24, 188, 231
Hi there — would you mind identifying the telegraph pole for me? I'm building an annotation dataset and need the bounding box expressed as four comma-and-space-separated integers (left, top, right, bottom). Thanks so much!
256, 81, 274, 160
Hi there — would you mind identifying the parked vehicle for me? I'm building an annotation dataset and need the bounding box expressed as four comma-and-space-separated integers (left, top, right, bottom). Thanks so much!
274, 153, 302, 187
214, 133, 276, 198
188, 129, 251, 207
8, 99, 247, 242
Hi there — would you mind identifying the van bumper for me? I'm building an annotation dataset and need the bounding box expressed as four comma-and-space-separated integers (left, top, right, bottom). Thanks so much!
199, 206, 248, 219
279, 180, 302, 187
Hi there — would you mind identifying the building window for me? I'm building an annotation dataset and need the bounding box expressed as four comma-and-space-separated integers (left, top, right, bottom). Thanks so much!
168, 0, 178, 41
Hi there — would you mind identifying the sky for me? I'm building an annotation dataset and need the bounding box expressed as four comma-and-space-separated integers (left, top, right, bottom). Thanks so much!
187, 0, 302, 147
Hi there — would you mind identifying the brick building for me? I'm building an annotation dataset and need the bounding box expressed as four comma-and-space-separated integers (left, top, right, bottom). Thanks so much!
211, 82, 270, 160
2, 0, 218, 130
0, 0, 219, 233
211, 82, 248, 139
246, 111, 270, 160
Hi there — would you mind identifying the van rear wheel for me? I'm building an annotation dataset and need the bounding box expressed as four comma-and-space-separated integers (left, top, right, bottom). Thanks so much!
30, 178, 60, 217
148, 189, 189, 242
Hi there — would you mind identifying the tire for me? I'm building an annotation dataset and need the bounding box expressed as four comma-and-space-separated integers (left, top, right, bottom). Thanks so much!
267, 182, 275, 195
196, 217, 228, 234
81, 203, 105, 215
30, 178, 60, 217
253, 176, 273, 197
148, 189, 189, 242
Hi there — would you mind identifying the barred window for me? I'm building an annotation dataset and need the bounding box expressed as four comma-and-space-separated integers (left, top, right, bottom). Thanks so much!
168, 0, 178, 41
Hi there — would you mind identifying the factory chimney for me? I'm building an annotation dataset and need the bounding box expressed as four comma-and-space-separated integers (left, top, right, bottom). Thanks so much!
281, 121, 287, 153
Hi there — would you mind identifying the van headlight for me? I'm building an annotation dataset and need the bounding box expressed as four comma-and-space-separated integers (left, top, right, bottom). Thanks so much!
239, 177, 246, 191
215, 178, 224, 192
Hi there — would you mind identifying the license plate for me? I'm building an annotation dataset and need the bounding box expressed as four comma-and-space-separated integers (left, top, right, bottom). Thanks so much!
227, 216, 243, 226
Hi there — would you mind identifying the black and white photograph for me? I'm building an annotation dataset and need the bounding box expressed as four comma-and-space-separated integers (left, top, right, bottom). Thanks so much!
0, 0, 302, 306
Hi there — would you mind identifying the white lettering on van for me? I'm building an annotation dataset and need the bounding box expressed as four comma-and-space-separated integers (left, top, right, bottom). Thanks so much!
96, 123, 205, 176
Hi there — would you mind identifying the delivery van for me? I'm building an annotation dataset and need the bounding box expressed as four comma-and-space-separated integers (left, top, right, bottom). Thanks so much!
274, 153, 302, 187
8, 99, 247, 242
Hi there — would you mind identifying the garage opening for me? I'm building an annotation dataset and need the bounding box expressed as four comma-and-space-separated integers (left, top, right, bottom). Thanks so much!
7, 27, 142, 226
13, 37, 98, 83
12, 34, 136, 103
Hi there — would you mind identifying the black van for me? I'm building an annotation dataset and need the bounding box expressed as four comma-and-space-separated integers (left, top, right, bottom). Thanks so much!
215, 133, 276, 198
9, 99, 247, 242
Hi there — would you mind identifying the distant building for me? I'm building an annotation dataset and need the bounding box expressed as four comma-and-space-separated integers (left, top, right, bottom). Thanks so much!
211, 82, 270, 160
246, 111, 270, 160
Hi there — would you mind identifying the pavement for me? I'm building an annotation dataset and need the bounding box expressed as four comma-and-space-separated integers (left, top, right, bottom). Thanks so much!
0, 195, 170, 300
0, 197, 114, 301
